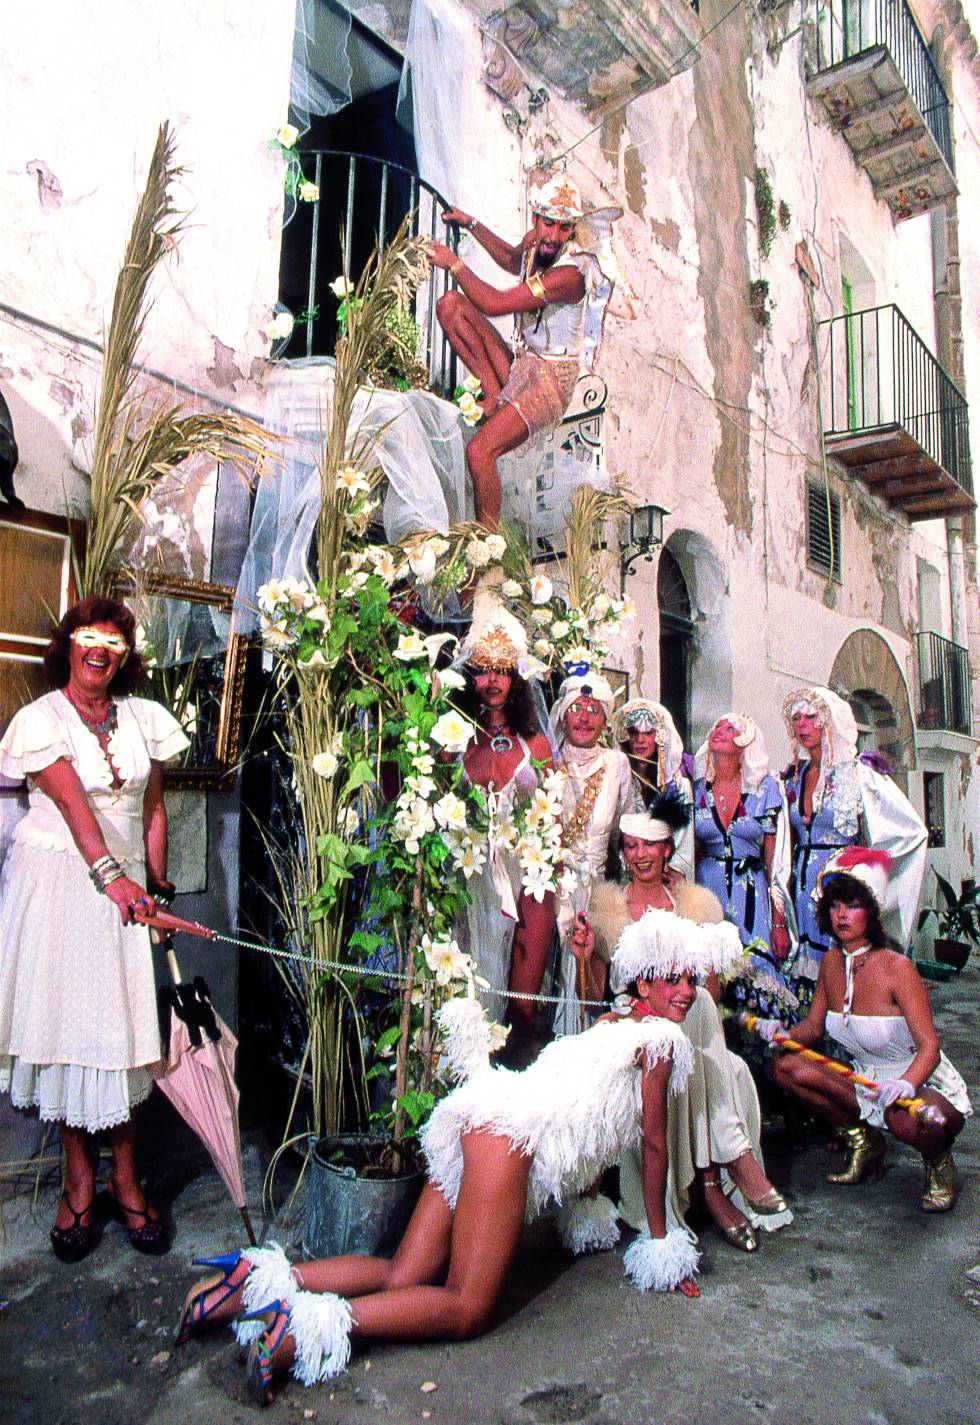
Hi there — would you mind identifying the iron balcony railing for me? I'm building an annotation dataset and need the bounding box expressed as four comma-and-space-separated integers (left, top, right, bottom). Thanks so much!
280, 150, 460, 392
821, 303, 973, 498
916, 631, 972, 735
815, 0, 954, 171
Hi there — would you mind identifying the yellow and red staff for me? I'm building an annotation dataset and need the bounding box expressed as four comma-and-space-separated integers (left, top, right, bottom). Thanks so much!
738, 1013, 945, 1128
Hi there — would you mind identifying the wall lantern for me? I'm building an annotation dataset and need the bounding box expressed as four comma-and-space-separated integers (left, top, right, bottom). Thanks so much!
620, 503, 668, 584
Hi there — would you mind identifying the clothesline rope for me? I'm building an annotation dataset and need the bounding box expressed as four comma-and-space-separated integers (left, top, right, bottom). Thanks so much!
202, 925, 608, 1010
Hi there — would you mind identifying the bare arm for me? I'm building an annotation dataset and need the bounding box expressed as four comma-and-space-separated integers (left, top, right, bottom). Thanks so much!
778, 961, 830, 1046
763, 831, 791, 958
33, 758, 152, 925
142, 761, 168, 887
888, 959, 941, 1090
639, 1052, 674, 1239
429, 241, 585, 318
442, 208, 526, 275
567, 914, 608, 1003
527, 731, 555, 771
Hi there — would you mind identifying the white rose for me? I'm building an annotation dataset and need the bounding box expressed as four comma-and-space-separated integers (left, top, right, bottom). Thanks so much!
461, 374, 483, 395
430, 711, 477, 754
533, 638, 552, 657
263, 310, 295, 342
457, 392, 480, 418
311, 750, 339, 778
408, 542, 437, 585
434, 792, 468, 831
531, 607, 552, 627
530, 574, 553, 605
298, 181, 320, 203
329, 275, 354, 299
484, 533, 507, 561
276, 123, 299, 149
501, 578, 523, 599
465, 539, 491, 569
550, 620, 570, 638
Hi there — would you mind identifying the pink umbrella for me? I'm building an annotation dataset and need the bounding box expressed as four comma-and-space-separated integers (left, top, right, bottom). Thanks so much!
141, 914, 256, 1247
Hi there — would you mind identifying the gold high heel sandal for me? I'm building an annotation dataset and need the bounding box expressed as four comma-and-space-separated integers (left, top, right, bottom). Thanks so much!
740, 1186, 789, 1217
920, 1150, 956, 1212
825, 1124, 886, 1185
702, 1174, 758, 1253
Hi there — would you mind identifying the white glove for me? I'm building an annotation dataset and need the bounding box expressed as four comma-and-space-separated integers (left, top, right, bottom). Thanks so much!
755, 1019, 786, 1044
875, 1077, 914, 1109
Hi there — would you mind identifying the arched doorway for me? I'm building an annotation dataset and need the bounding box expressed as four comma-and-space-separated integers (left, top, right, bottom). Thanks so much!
658, 547, 694, 749
829, 628, 916, 790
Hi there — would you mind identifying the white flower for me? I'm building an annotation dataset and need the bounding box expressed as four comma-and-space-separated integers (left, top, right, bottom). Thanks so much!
522, 870, 555, 903
487, 1021, 510, 1053
406, 773, 437, 800
565, 644, 591, 667
257, 578, 288, 613
433, 792, 468, 832
557, 868, 579, 898
501, 578, 523, 599
484, 533, 507, 561
259, 614, 296, 652
346, 497, 379, 536
263, 310, 294, 342
298, 648, 330, 670
336, 465, 371, 498
518, 839, 551, 878
311, 750, 339, 779
457, 392, 482, 425
454, 841, 486, 877
277, 123, 299, 149
340, 806, 359, 837
306, 602, 330, 625
330, 732, 345, 755
282, 576, 315, 612
461, 374, 483, 395
422, 936, 471, 987
370, 549, 403, 585
590, 593, 611, 619
394, 631, 427, 661
618, 596, 637, 621
530, 574, 553, 605
531, 607, 552, 627
465, 538, 491, 569
533, 638, 552, 658
550, 619, 570, 638
298, 181, 320, 202
422, 632, 457, 666
411, 752, 435, 774
542, 768, 566, 798
430, 711, 477, 754
435, 667, 467, 692
329, 275, 353, 299
517, 654, 549, 681
407, 542, 437, 584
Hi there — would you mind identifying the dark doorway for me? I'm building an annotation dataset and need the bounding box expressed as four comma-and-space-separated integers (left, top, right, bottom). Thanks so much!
657, 548, 694, 749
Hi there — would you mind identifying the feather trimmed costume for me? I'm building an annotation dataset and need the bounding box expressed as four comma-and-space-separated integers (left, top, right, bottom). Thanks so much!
421, 1008, 694, 1220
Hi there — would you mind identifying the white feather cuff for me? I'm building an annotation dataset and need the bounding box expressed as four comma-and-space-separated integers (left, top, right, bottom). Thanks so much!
234, 1241, 298, 1347
557, 1193, 621, 1255
437, 995, 495, 1082
288, 1289, 354, 1386
623, 1228, 700, 1292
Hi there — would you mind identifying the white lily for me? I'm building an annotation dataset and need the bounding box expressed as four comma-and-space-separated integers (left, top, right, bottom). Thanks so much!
394, 631, 428, 661
336, 464, 371, 497
530, 574, 553, 605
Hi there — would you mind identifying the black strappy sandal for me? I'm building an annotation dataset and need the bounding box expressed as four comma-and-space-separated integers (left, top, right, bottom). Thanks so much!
106, 1178, 171, 1256
50, 1190, 101, 1264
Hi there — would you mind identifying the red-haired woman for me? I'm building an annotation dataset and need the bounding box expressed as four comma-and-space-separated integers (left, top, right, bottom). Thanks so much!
0, 596, 188, 1260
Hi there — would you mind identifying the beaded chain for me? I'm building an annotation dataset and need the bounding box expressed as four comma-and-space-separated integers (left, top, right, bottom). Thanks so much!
562, 766, 606, 848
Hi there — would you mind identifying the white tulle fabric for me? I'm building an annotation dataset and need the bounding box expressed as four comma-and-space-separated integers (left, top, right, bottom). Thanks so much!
0, 693, 188, 1129
421, 1013, 694, 1220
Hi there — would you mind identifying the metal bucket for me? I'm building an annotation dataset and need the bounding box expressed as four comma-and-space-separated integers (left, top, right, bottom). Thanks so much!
302, 1135, 424, 1259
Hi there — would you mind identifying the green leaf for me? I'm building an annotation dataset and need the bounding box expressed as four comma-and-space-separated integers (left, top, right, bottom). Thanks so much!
350, 687, 379, 708
348, 930, 383, 954
935, 872, 958, 909
365, 1062, 391, 1081
376, 1025, 402, 1053
342, 758, 377, 798
396, 1089, 436, 1126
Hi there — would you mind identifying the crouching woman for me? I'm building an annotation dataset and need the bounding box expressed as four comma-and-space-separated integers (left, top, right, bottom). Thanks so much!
174, 917, 717, 1404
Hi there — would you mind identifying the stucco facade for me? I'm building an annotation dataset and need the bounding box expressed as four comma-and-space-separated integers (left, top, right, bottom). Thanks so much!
1, 0, 977, 950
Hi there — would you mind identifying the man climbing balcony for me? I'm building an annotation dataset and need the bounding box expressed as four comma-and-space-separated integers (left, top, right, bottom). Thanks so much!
428, 175, 591, 530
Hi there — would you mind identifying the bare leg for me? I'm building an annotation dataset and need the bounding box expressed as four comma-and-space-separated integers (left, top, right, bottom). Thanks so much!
725, 1149, 779, 1201
465, 404, 532, 530
772, 1055, 860, 1127
884, 1087, 965, 1159
263, 1130, 531, 1381
55, 1124, 96, 1229
295, 1182, 453, 1296
435, 292, 514, 405
699, 1167, 753, 1234
106, 1119, 161, 1221
508, 890, 555, 1031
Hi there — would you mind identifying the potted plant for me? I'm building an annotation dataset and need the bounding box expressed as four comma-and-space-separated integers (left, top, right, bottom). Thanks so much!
917, 874, 980, 972
257, 225, 509, 1255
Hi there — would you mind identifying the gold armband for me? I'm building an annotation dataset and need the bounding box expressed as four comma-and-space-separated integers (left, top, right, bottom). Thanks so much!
450, 259, 465, 279
525, 271, 548, 302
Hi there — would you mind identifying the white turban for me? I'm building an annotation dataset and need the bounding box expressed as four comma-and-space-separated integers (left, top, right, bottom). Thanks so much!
548, 673, 618, 746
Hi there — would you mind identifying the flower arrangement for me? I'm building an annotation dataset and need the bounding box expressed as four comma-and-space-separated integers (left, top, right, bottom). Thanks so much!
492, 768, 576, 903
453, 374, 484, 427
330, 273, 427, 392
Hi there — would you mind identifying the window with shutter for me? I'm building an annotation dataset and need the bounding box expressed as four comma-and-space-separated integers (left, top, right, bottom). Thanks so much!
807, 480, 841, 578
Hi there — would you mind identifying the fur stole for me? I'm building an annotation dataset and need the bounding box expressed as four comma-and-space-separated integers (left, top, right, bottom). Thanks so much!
587, 877, 724, 959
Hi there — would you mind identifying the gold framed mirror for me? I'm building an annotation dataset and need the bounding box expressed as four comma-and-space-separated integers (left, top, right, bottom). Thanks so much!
113, 574, 247, 789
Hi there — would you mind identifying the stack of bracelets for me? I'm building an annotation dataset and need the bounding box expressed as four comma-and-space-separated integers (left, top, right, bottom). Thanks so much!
89, 854, 126, 894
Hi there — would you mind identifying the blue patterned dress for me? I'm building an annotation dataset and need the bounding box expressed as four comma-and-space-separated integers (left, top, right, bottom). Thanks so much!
693, 775, 783, 950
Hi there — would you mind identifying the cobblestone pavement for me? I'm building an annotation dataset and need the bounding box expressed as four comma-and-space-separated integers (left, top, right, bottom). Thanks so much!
2, 964, 976, 1425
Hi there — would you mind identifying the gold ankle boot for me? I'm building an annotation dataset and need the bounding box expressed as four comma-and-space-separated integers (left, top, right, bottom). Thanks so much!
921, 1150, 956, 1212
826, 1125, 885, 1185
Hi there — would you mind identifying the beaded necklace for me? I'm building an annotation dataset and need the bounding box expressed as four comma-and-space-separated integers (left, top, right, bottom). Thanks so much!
562, 765, 606, 847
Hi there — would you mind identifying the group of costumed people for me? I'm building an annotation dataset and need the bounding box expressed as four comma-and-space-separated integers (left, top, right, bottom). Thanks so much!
0, 174, 973, 1406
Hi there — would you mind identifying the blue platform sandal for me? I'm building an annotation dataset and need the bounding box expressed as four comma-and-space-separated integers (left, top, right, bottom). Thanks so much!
240, 1302, 291, 1407
174, 1251, 250, 1346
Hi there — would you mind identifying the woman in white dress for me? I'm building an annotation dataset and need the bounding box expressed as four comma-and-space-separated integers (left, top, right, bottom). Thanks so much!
568, 802, 793, 1252
0, 595, 188, 1260
454, 601, 554, 1049
761, 848, 971, 1211
548, 672, 635, 1035
174, 913, 718, 1405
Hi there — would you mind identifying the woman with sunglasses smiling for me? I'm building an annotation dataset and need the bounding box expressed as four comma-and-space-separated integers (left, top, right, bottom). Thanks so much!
0, 595, 189, 1260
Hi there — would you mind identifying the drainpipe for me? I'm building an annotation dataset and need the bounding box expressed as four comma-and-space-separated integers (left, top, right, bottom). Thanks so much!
946, 517, 968, 647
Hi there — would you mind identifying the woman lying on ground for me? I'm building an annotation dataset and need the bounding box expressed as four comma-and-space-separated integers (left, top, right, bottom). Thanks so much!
758, 848, 971, 1210
174, 915, 722, 1405
568, 799, 792, 1254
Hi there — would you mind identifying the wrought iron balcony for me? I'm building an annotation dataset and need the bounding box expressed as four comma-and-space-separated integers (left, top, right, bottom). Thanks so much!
820, 303, 974, 520
276, 150, 459, 393
916, 631, 972, 735
808, 0, 956, 220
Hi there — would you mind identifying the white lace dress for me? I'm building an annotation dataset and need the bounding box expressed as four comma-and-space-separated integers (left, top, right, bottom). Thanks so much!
0, 691, 188, 1130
